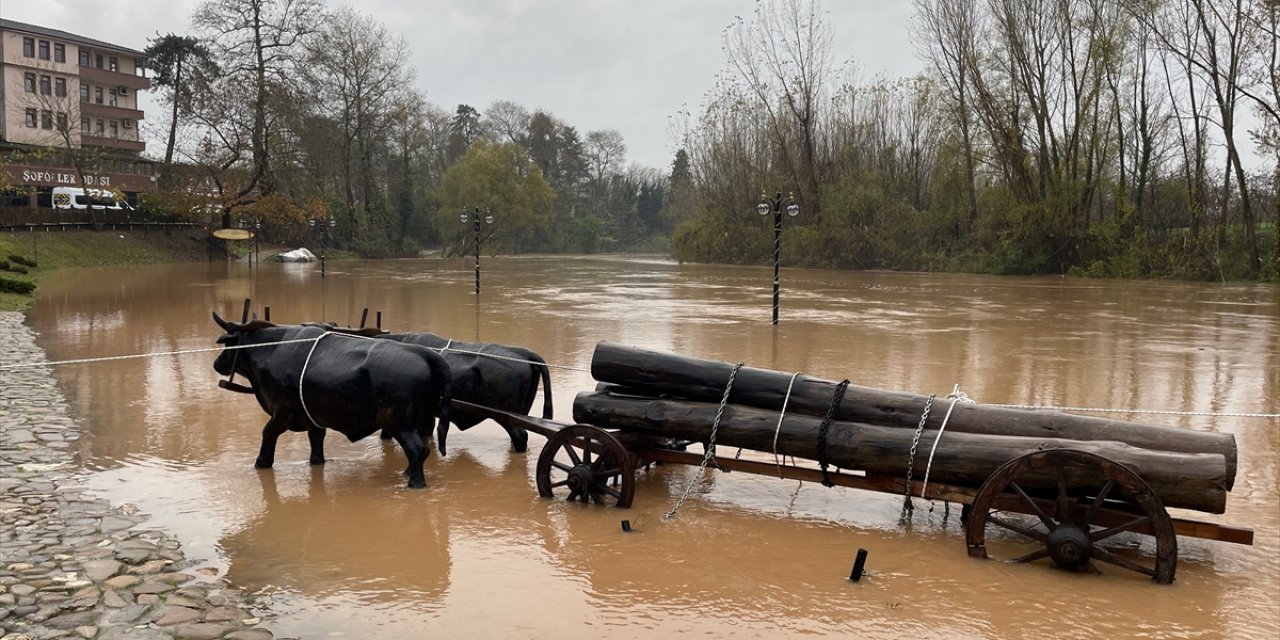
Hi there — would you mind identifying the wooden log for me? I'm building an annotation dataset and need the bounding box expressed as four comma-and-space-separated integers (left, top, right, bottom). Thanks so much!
572, 391, 1229, 514
590, 342, 1238, 489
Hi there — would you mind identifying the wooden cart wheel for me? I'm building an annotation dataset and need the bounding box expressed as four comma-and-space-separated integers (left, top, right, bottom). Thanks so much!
536, 425, 636, 508
965, 449, 1178, 584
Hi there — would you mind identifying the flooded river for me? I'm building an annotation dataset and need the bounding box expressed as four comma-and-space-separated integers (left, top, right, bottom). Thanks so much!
22, 256, 1280, 638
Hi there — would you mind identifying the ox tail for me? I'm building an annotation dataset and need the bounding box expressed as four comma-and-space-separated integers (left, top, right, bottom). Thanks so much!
536, 357, 553, 419
435, 364, 453, 457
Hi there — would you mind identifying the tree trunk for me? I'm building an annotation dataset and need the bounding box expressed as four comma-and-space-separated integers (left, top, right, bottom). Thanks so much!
589, 342, 1238, 487
573, 390, 1228, 514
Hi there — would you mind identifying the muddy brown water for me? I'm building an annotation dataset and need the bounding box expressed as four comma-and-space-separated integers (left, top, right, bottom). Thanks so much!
21, 256, 1279, 639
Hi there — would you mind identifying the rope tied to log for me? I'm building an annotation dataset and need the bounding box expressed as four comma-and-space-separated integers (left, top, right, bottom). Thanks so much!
920, 384, 975, 507
817, 379, 851, 488
772, 372, 802, 478
900, 394, 935, 522
664, 362, 744, 521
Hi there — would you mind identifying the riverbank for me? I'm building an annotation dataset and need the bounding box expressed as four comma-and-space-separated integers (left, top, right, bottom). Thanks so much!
0, 312, 286, 640
0, 229, 212, 312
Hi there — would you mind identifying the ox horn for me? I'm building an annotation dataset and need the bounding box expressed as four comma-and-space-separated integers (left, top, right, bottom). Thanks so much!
212, 311, 277, 333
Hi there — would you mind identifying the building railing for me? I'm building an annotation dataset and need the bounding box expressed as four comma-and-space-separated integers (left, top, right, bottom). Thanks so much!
0, 206, 200, 231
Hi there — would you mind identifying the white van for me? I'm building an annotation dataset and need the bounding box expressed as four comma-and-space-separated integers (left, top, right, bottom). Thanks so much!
51, 187, 133, 211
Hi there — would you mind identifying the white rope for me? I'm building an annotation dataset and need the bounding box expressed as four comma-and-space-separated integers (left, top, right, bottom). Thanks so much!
919, 385, 975, 500
297, 332, 375, 431
0, 338, 322, 370
772, 372, 801, 478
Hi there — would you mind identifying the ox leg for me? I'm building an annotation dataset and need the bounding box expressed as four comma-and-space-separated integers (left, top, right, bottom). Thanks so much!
392, 430, 429, 489
307, 427, 327, 465
502, 425, 529, 454
255, 416, 290, 469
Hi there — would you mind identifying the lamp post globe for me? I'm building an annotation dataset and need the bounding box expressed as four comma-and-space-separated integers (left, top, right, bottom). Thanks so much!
756, 191, 800, 325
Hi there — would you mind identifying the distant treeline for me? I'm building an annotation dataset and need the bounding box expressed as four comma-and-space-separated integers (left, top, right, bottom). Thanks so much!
671, 0, 1278, 281
132, 0, 1274, 280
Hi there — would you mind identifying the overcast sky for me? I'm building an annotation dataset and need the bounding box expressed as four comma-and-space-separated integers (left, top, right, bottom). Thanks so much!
1, 0, 920, 171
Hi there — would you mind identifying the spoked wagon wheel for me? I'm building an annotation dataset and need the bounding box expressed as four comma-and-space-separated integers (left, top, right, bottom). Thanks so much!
536, 425, 636, 508
965, 449, 1178, 584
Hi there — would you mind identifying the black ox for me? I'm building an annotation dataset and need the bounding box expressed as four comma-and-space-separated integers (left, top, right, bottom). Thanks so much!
380, 333, 552, 456
212, 313, 451, 488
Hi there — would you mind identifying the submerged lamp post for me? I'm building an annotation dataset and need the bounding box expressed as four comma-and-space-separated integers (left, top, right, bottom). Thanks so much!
309, 216, 336, 277
756, 191, 800, 325
460, 207, 493, 294
238, 217, 261, 266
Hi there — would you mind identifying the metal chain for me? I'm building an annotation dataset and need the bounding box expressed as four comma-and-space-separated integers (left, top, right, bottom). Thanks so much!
900, 394, 935, 520
665, 362, 744, 521
817, 379, 850, 488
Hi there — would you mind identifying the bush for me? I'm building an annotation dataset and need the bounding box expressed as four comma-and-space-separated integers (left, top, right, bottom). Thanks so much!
0, 261, 28, 274
0, 276, 35, 295
8, 254, 37, 268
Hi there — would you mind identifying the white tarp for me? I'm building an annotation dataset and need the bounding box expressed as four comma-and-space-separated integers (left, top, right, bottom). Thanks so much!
276, 248, 318, 262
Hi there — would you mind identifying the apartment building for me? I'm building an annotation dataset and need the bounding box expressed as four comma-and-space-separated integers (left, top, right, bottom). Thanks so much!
0, 18, 154, 208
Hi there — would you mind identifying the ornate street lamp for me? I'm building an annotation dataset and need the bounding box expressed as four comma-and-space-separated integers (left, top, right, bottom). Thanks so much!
460, 207, 494, 294
308, 216, 336, 277
756, 191, 800, 325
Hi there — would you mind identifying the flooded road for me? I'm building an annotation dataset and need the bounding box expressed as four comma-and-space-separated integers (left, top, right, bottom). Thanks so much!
23, 256, 1280, 638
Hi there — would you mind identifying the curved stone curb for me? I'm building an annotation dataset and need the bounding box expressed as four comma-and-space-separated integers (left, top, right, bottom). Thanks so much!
0, 312, 292, 640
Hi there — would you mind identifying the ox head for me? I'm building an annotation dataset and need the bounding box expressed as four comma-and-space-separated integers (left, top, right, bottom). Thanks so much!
213, 312, 279, 389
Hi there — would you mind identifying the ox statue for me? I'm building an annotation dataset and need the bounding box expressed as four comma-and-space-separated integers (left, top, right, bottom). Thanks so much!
212, 313, 451, 488
381, 333, 552, 456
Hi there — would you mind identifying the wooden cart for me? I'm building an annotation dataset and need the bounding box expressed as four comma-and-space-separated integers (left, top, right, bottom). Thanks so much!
453, 399, 1254, 585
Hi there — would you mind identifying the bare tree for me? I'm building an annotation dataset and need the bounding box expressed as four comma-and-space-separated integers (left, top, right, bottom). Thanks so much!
722, 0, 834, 216
481, 100, 531, 145
913, 0, 984, 227
300, 5, 412, 232
193, 0, 320, 202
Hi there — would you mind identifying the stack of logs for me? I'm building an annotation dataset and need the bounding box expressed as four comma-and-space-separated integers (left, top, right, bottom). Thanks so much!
572, 343, 1236, 514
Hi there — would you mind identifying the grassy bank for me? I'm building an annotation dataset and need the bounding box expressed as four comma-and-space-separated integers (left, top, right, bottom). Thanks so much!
0, 228, 212, 311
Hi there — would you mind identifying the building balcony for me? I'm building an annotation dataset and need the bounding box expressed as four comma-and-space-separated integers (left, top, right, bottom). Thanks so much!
81, 134, 145, 153
80, 102, 144, 122
79, 66, 150, 92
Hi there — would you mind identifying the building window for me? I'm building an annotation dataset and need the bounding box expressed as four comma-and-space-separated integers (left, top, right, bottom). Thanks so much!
23, 37, 35, 57
40, 75, 52, 96
38, 40, 50, 60
54, 43, 65, 63
55, 78, 67, 98
96, 120, 104, 135
79, 49, 90, 66
109, 88, 118, 106
110, 122, 119, 138
25, 109, 38, 128
57, 112, 68, 131
95, 87, 103, 104
80, 84, 90, 102
82, 118, 91, 134
41, 110, 53, 130
109, 56, 118, 72
24, 73, 36, 93
95, 54, 103, 69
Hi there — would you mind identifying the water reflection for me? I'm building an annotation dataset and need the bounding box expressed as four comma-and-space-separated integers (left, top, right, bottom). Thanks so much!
25, 257, 1279, 639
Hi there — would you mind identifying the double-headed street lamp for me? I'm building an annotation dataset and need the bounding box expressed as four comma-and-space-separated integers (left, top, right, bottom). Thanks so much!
756, 191, 800, 325
309, 216, 336, 278
460, 207, 493, 294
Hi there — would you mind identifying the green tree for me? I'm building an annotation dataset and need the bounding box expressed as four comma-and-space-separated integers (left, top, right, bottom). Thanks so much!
145, 34, 217, 169
437, 141, 554, 252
